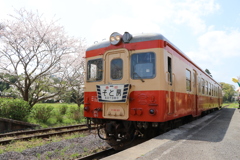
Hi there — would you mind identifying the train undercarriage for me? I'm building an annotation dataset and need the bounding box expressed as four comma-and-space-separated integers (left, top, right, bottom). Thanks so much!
87, 117, 190, 150
86, 108, 219, 150
87, 119, 158, 150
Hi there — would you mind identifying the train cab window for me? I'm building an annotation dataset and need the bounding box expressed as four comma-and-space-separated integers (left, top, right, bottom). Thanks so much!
111, 59, 123, 80
168, 57, 172, 85
202, 78, 205, 94
186, 69, 191, 91
87, 58, 103, 82
131, 52, 156, 80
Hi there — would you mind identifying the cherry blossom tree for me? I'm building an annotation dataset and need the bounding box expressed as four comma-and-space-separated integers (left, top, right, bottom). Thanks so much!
60, 52, 85, 109
0, 9, 85, 107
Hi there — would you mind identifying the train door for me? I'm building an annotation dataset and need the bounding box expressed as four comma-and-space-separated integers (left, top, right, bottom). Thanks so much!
166, 52, 175, 114
100, 49, 130, 120
192, 70, 198, 116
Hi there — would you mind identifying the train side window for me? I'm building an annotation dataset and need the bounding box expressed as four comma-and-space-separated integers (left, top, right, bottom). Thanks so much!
214, 86, 217, 97
209, 83, 211, 95
111, 58, 123, 80
168, 57, 172, 85
213, 86, 215, 96
215, 86, 217, 96
193, 71, 196, 88
87, 58, 103, 82
186, 69, 191, 91
213, 85, 215, 96
131, 52, 156, 79
198, 77, 201, 93
202, 78, 205, 94
211, 84, 213, 96
206, 81, 208, 95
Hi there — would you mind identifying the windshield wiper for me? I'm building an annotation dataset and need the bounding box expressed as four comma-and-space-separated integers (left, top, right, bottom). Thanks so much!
133, 72, 145, 82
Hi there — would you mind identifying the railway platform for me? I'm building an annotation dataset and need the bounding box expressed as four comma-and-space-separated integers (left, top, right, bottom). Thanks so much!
103, 108, 240, 160
0, 117, 39, 133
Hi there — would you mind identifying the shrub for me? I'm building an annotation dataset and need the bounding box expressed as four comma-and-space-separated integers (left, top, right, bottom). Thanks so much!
0, 98, 31, 121
59, 105, 68, 115
55, 112, 64, 123
31, 105, 54, 123
68, 107, 81, 121
73, 110, 81, 121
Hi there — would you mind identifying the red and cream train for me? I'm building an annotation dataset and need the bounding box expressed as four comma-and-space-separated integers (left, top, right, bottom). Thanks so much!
84, 32, 222, 149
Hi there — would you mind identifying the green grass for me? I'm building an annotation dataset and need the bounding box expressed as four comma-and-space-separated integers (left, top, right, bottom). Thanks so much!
223, 102, 240, 108
27, 103, 86, 128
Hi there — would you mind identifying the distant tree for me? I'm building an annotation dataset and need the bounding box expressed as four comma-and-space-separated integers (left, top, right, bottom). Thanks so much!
0, 9, 85, 107
59, 50, 85, 109
205, 69, 212, 77
220, 82, 236, 102
0, 81, 10, 93
0, 73, 18, 96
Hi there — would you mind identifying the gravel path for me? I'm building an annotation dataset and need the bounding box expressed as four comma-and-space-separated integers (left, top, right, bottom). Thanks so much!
0, 134, 110, 160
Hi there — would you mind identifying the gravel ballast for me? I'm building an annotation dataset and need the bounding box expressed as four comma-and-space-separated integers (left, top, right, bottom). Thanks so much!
0, 134, 110, 160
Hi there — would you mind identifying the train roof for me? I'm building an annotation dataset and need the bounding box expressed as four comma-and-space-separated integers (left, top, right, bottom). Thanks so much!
86, 32, 219, 85
87, 33, 188, 57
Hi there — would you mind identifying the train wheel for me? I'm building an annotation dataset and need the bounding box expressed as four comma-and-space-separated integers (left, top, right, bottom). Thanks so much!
106, 138, 127, 150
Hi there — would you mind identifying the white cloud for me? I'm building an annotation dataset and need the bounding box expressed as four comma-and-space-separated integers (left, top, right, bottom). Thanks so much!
0, 0, 55, 21
173, 0, 220, 34
186, 29, 240, 70
198, 30, 240, 57
0, 0, 12, 20
89, 0, 220, 43
126, 0, 174, 23
90, 15, 162, 43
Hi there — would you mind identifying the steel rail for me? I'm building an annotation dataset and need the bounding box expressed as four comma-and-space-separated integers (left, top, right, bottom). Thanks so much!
0, 124, 92, 138
0, 125, 96, 145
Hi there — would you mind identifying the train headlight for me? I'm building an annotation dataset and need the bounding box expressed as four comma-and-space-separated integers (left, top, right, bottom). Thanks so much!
110, 36, 115, 42
110, 32, 122, 45
115, 35, 121, 41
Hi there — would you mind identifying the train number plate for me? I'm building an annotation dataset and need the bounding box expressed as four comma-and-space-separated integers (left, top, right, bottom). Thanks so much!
96, 84, 129, 103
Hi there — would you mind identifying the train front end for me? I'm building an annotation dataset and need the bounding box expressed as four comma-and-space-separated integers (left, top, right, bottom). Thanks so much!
84, 32, 166, 149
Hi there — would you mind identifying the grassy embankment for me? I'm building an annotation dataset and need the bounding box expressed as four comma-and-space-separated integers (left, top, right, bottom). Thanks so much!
0, 103, 88, 155
27, 103, 86, 128
223, 102, 239, 108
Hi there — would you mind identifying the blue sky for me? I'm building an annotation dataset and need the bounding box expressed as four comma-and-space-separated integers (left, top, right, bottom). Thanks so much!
1, 0, 240, 89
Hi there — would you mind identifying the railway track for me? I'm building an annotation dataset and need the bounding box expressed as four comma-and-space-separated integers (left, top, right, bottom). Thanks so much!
76, 108, 226, 159
0, 124, 96, 145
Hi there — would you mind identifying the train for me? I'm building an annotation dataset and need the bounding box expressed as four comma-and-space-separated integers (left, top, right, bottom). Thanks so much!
84, 32, 223, 150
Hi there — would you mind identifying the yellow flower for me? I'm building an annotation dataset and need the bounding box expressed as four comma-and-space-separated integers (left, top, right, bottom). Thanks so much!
232, 78, 239, 83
